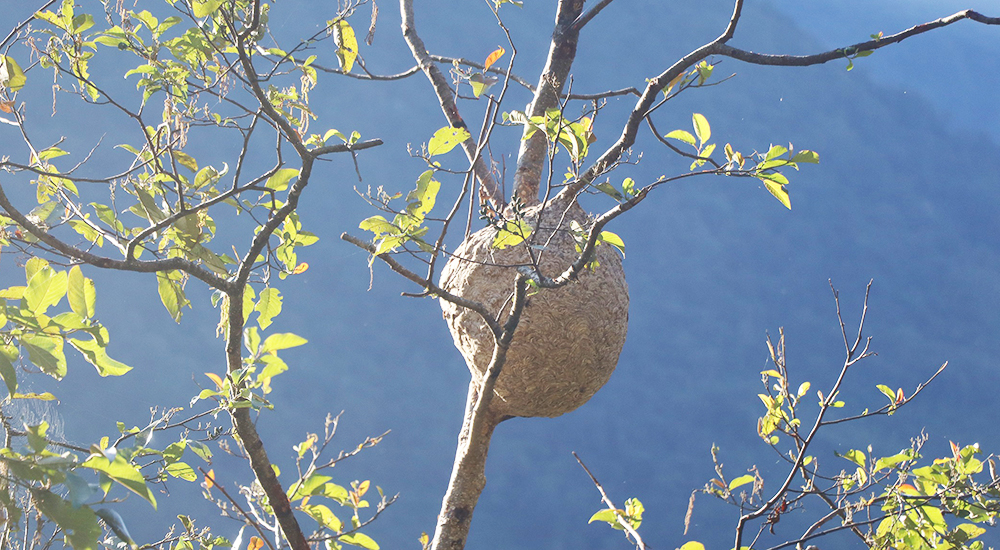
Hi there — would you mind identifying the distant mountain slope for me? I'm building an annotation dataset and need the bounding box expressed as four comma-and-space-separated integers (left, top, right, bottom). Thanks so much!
9, 1, 997, 549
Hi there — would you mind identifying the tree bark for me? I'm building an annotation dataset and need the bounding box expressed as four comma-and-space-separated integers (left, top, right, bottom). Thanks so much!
511, 0, 585, 206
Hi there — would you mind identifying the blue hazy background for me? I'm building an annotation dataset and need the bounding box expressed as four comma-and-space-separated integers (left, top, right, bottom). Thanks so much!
2, 0, 999, 548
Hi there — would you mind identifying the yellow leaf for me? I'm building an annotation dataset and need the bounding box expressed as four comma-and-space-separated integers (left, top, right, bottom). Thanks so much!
483, 46, 505, 71
333, 19, 358, 73
248, 537, 263, 550
203, 469, 215, 489
292, 262, 309, 274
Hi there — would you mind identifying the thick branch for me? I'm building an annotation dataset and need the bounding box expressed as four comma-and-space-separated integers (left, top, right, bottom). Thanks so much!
511, 0, 585, 206
430, 275, 528, 550
225, 293, 309, 550
399, 0, 503, 207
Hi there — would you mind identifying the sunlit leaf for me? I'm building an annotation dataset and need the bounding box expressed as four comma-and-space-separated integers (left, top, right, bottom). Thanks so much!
265, 168, 300, 192
191, 0, 224, 18
255, 288, 282, 330
0, 56, 27, 92
165, 462, 197, 481
339, 532, 379, 550
692, 113, 711, 145
173, 151, 198, 172
333, 19, 358, 73
69, 337, 132, 377
82, 454, 157, 508
599, 231, 625, 257
428, 126, 471, 156
728, 474, 754, 490
761, 180, 791, 210
493, 219, 532, 249
261, 333, 308, 354
665, 129, 696, 147
67, 266, 97, 319
0, 345, 18, 397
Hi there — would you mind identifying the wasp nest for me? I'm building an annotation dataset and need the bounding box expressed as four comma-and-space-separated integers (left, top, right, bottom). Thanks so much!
439, 199, 629, 418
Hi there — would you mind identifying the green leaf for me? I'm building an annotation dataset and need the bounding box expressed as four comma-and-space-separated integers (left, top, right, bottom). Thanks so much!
332, 19, 358, 73
0, 56, 27, 92
156, 271, 188, 323
339, 532, 379, 550
32, 489, 101, 550
679, 543, 706, 550
622, 177, 637, 198
36, 147, 69, 162
21, 334, 67, 379
95, 508, 134, 546
24, 266, 68, 315
492, 219, 532, 249
874, 450, 914, 472
728, 474, 755, 490
469, 73, 499, 97
163, 441, 187, 463
303, 504, 343, 532
67, 266, 97, 319
261, 333, 307, 354
81, 454, 157, 508
358, 215, 397, 237
837, 449, 867, 468
692, 113, 711, 145
288, 474, 332, 501
428, 126, 471, 156
69, 337, 132, 377
188, 441, 213, 462
764, 145, 788, 161
191, 0, 224, 18
588, 509, 620, 525
599, 231, 625, 257
193, 166, 221, 189
165, 462, 197, 481
254, 288, 282, 330
665, 129, 696, 147
0, 345, 18, 397
173, 151, 198, 172
594, 182, 623, 201
790, 150, 820, 164
761, 180, 791, 210
265, 168, 300, 192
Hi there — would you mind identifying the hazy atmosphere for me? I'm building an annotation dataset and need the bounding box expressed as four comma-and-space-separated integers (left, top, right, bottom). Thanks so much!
1, 1, 999, 549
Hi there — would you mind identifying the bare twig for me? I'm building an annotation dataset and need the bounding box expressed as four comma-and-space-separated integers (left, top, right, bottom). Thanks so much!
573, 452, 647, 550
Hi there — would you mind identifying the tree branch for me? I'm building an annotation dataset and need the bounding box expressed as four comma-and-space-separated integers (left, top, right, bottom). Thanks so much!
511, 0, 585, 206
556, 5, 999, 206
0, 182, 231, 290
399, 0, 503, 207
339, 232, 503, 337
430, 275, 527, 550
715, 9, 1000, 68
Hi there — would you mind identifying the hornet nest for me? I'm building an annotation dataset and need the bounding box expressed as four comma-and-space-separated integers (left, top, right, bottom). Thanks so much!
439, 198, 629, 418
